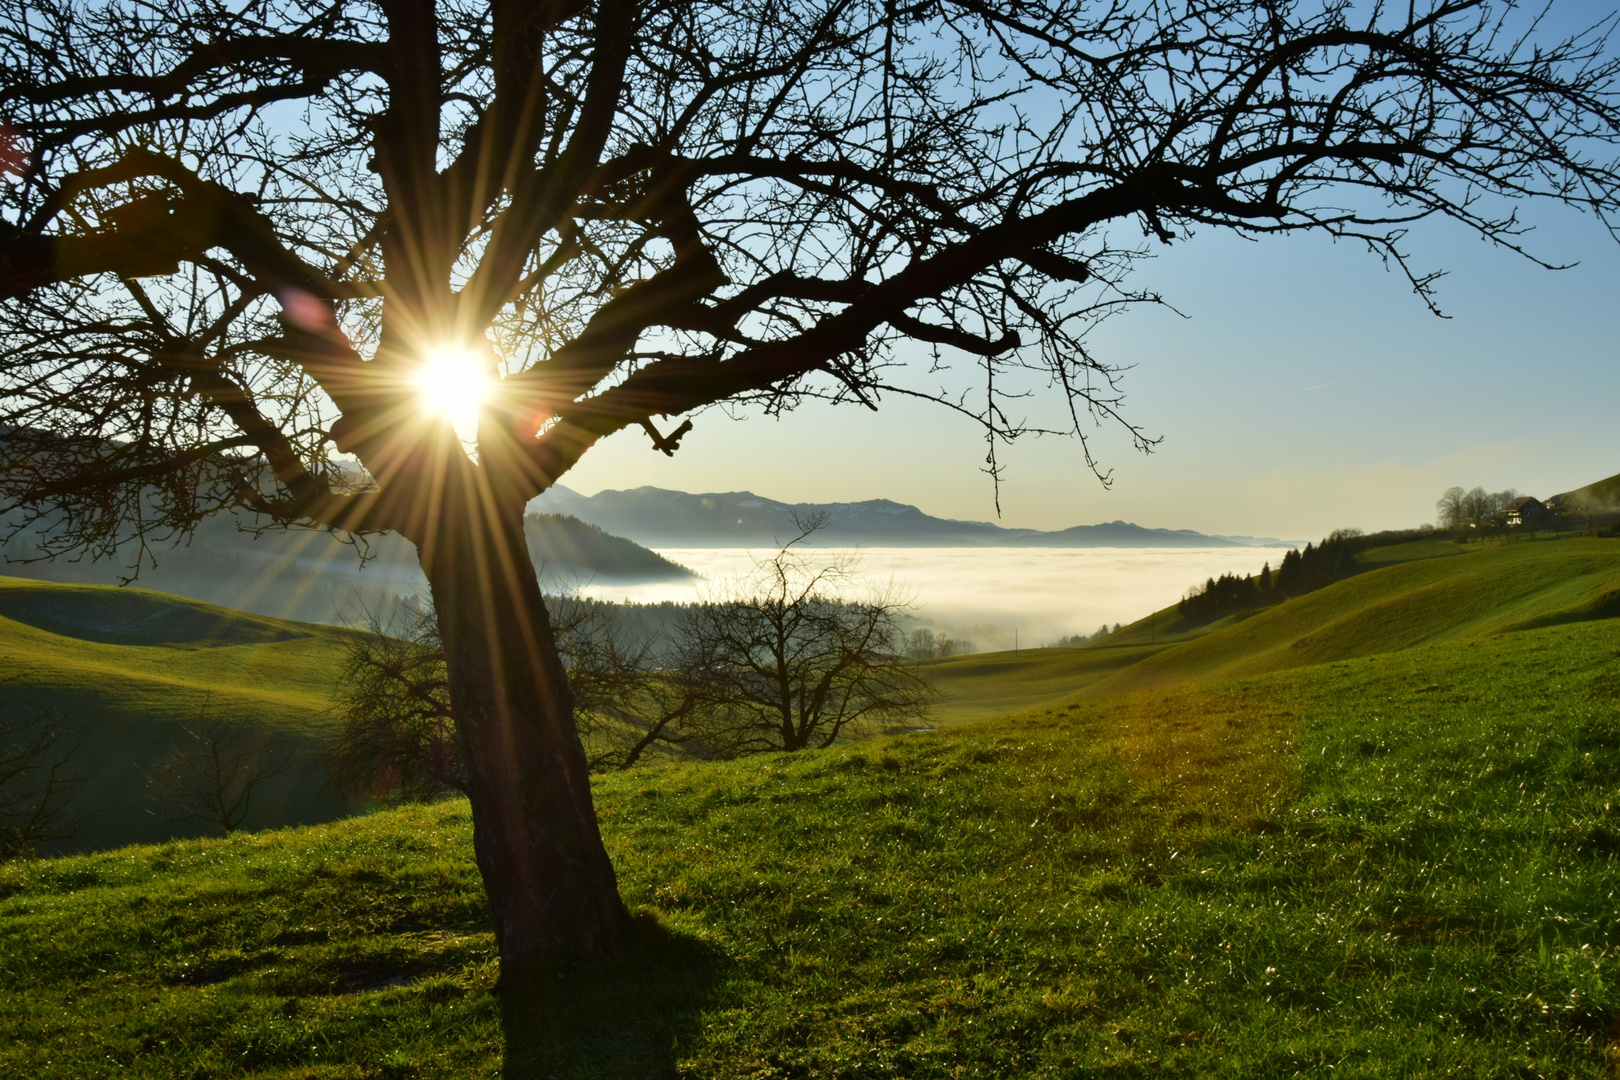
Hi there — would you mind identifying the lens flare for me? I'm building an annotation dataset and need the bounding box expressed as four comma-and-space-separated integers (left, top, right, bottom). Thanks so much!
0, 123, 29, 179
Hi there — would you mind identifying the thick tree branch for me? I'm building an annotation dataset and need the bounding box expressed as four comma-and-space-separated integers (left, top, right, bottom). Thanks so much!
887, 312, 1020, 356
520, 168, 1191, 488
1, 36, 386, 109
462, 0, 637, 327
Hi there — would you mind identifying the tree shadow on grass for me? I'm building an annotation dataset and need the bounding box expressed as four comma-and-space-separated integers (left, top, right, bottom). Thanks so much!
501, 912, 728, 1079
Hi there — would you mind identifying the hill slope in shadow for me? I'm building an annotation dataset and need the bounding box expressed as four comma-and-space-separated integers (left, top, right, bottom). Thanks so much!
0, 577, 358, 852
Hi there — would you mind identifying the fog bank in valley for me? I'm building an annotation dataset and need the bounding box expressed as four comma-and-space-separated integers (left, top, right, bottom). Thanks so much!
576, 546, 1280, 653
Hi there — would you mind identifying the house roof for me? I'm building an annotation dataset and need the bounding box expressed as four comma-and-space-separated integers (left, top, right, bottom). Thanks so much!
1504, 496, 1542, 512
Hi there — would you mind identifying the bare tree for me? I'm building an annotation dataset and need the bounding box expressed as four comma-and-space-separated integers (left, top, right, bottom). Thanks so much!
1462, 485, 1495, 525
904, 627, 939, 659
550, 594, 702, 771
675, 529, 933, 754
0, 703, 82, 860
327, 597, 695, 803
1439, 486, 1521, 529
149, 704, 291, 836
1437, 486, 1467, 529
3, 0, 1620, 977
325, 606, 464, 804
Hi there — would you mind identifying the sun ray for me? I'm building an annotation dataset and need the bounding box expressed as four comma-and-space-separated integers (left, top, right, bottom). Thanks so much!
415, 345, 496, 449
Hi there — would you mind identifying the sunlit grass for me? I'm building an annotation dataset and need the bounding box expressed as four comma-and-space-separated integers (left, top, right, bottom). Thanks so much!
1074, 535, 1620, 700
923, 536, 1620, 723
5, 616, 1619, 1077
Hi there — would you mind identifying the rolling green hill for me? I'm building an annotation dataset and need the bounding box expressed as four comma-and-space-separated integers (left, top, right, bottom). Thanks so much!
1556, 468, 1620, 510
1079, 536, 1620, 699
11, 533, 1619, 853
4, 614, 1619, 1077
926, 535, 1620, 722
5, 521, 1620, 1075
914, 640, 1160, 723
0, 576, 356, 852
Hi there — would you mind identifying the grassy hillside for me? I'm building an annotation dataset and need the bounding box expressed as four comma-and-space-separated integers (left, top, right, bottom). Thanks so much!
927, 536, 1620, 722
12, 535, 1617, 851
0, 576, 356, 852
4, 615, 1619, 1077
916, 640, 1159, 723
1556, 469, 1620, 510
1080, 536, 1620, 700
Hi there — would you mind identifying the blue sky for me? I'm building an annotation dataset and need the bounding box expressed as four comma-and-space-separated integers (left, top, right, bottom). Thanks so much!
560, 194, 1620, 541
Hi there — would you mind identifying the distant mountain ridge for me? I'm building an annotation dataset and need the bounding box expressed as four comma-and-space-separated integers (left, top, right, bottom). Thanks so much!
531, 485, 1302, 549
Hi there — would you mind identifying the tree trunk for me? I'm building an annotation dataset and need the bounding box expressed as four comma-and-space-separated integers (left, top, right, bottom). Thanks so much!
417, 487, 626, 973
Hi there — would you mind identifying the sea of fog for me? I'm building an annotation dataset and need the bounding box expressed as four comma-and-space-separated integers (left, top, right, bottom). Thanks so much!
572, 546, 1280, 653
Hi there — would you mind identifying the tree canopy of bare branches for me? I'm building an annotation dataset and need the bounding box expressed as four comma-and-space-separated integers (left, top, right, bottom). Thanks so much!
327, 597, 694, 803
0, 702, 81, 860
3, 0, 1619, 978
675, 535, 932, 753
149, 704, 292, 835
326, 606, 465, 804
1437, 484, 1520, 527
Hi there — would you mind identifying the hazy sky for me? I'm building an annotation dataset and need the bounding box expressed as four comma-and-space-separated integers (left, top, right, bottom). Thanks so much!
559, 195, 1619, 542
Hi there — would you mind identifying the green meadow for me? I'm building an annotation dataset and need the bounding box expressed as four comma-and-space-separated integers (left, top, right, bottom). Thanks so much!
923, 536, 1620, 721
2, 534, 1620, 1076
0, 577, 358, 850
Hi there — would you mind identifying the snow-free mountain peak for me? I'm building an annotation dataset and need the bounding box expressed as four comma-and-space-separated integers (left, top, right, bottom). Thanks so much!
530, 486, 1301, 548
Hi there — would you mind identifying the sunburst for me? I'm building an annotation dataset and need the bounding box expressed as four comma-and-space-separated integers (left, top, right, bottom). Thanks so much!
414, 345, 495, 448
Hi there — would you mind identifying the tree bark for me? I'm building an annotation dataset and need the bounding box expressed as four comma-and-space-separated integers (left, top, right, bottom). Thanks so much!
417, 483, 626, 971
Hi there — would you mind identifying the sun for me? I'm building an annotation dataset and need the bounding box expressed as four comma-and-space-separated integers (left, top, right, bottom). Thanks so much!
415, 345, 496, 445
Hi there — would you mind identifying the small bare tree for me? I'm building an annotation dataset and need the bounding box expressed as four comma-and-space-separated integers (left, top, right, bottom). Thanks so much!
675, 522, 934, 754
904, 627, 938, 659
327, 597, 695, 802
550, 594, 701, 771
149, 702, 290, 836
326, 606, 464, 804
1462, 486, 1495, 525
0, 704, 82, 860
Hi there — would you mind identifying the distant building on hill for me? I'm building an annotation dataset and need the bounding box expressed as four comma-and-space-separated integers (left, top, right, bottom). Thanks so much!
1503, 495, 1545, 527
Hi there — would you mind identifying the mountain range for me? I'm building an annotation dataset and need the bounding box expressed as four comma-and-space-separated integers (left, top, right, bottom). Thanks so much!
530, 485, 1304, 549
2, 482, 1311, 627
